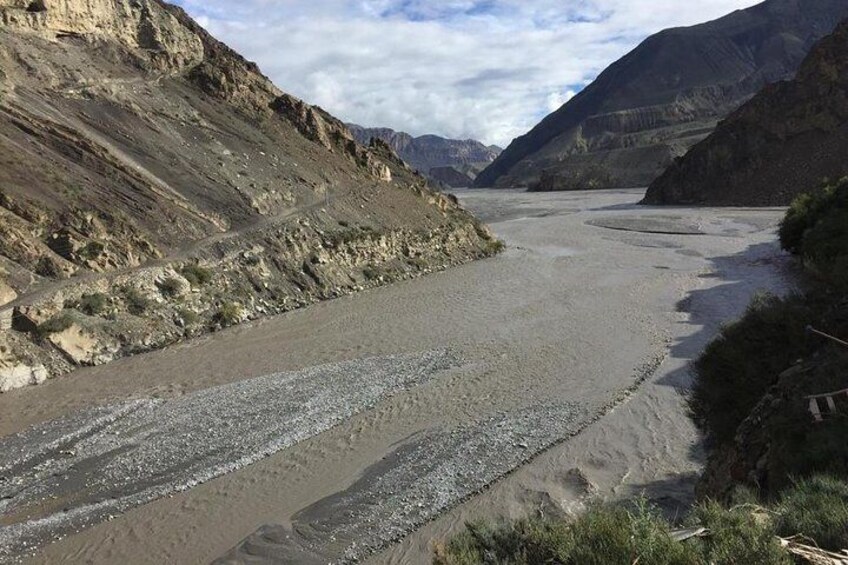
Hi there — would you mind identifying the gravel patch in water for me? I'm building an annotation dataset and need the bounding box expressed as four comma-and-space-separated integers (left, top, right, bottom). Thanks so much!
0, 350, 458, 562
216, 402, 587, 564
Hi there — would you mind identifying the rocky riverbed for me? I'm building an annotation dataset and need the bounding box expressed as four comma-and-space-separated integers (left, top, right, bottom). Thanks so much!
0, 189, 793, 564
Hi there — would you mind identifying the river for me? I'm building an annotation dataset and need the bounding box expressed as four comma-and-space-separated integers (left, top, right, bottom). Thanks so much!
0, 188, 793, 564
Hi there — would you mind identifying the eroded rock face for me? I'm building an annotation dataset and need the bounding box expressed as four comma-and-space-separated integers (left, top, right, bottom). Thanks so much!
47, 323, 117, 365
0, 279, 16, 307
0, 0, 499, 389
0, 0, 204, 71
475, 0, 848, 190
0, 332, 48, 391
644, 19, 848, 206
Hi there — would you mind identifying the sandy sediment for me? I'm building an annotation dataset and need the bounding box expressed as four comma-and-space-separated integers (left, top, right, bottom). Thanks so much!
0, 351, 458, 561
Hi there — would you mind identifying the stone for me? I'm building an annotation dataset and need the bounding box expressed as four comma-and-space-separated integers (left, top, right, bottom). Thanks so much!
48, 324, 115, 366
0, 363, 48, 392
0, 279, 16, 307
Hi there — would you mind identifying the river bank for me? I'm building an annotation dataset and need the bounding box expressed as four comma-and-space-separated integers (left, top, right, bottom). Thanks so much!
0, 189, 793, 564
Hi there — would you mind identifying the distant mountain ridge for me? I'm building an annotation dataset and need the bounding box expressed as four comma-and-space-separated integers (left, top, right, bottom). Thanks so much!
347, 124, 501, 186
475, 0, 848, 190
644, 18, 848, 206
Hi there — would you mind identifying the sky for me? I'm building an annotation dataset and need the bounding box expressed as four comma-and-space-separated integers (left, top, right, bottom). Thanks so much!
172, 0, 762, 147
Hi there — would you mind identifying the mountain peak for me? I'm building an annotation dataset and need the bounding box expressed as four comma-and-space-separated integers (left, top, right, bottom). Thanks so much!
475, 0, 848, 190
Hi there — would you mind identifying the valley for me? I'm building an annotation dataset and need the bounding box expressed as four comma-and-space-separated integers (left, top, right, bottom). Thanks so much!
0, 188, 792, 564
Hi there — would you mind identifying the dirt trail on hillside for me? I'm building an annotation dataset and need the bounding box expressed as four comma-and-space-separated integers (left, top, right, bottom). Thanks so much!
0, 189, 793, 564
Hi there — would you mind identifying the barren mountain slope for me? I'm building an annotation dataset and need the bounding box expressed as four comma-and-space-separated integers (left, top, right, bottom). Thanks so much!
644, 19, 848, 206
347, 124, 500, 184
0, 0, 498, 391
475, 0, 848, 191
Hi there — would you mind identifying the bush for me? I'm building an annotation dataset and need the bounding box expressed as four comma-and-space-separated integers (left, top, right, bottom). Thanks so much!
158, 277, 183, 298
213, 302, 243, 328
436, 503, 700, 565
691, 293, 816, 446
181, 264, 213, 287
79, 241, 105, 260
76, 292, 108, 316
176, 308, 200, 327
35, 256, 61, 278
563, 502, 699, 565
363, 265, 381, 281
777, 475, 848, 551
780, 190, 829, 254
36, 311, 74, 338
779, 178, 848, 288
435, 518, 573, 565
692, 501, 789, 564
121, 286, 151, 316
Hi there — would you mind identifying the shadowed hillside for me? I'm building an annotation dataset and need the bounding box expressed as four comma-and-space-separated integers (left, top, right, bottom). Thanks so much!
475, 0, 848, 191
644, 19, 848, 206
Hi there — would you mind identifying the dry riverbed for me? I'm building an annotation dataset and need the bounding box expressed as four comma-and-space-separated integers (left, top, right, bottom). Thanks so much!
0, 189, 793, 564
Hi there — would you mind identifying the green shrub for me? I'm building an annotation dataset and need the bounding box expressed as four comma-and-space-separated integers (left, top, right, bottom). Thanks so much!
436, 503, 700, 565
213, 302, 243, 328
35, 256, 61, 278
486, 239, 506, 254
158, 277, 183, 298
363, 265, 381, 281
79, 241, 105, 260
692, 501, 789, 564
76, 292, 108, 316
780, 189, 830, 254
564, 502, 699, 565
121, 286, 151, 316
435, 518, 573, 565
176, 308, 200, 327
779, 178, 848, 288
181, 264, 213, 287
691, 292, 816, 446
777, 475, 848, 551
36, 311, 74, 338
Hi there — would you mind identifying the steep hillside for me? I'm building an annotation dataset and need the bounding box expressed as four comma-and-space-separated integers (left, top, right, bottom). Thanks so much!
475, 0, 848, 191
348, 124, 500, 185
644, 19, 848, 206
0, 0, 499, 391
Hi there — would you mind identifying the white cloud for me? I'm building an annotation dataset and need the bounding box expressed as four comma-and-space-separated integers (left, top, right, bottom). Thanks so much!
173, 0, 761, 147
546, 90, 576, 113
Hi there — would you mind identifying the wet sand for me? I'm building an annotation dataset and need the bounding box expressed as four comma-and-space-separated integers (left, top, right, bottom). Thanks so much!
0, 189, 793, 564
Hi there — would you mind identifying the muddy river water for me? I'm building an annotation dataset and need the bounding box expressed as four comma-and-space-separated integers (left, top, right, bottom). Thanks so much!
0, 189, 793, 564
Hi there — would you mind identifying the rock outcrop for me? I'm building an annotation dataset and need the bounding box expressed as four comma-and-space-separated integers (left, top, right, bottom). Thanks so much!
644, 19, 848, 206
475, 0, 848, 191
0, 0, 500, 390
347, 124, 500, 185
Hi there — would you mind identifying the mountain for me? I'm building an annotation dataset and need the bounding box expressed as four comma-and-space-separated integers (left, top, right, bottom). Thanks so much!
428, 166, 474, 188
644, 19, 848, 206
475, 0, 848, 191
347, 124, 501, 185
0, 0, 499, 391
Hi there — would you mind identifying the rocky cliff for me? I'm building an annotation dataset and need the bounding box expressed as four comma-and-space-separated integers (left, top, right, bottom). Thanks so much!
475, 0, 848, 191
347, 124, 500, 185
0, 0, 499, 391
644, 19, 848, 206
